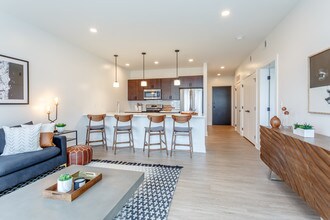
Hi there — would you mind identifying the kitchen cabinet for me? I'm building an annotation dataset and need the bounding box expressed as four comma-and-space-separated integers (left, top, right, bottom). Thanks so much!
128, 76, 203, 101
146, 79, 161, 89
161, 78, 180, 100
128, 80, 144, 100
179, 76, 203, 88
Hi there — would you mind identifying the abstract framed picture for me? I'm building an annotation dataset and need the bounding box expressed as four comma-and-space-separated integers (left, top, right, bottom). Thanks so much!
309, 48, 330, 114
0, 55, 29, 104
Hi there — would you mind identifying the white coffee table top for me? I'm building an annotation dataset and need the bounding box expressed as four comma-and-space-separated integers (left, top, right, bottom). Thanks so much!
0, 165, 144, 220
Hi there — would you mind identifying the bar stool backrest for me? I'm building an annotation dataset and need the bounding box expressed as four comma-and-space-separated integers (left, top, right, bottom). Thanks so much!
114, 114, 133, 127
147, 115, 166, 127
87, 114, 106, 127
172, 114, 192, 124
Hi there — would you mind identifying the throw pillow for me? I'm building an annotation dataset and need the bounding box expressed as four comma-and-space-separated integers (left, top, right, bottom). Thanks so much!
1, 124, 42, 156
22, 123, 55, 148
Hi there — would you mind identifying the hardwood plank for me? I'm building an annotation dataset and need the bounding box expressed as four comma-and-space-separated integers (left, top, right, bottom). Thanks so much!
92, 125, 320, 219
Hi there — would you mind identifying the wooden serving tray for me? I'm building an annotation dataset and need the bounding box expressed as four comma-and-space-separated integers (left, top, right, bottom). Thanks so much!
43, 171, 102, 202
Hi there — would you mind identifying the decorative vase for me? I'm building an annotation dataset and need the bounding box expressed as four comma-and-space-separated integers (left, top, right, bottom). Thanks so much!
56, 126, 65, 133
270, 116, 281, 128
57, 177, 72, 193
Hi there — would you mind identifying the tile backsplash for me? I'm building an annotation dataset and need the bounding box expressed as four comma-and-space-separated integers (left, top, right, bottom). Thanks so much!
128, 100, 180, 112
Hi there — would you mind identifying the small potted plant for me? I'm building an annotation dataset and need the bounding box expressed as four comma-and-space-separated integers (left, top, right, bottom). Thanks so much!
57, 174, 72, 193
55, 123, 66, 133
293, 123, 314, 137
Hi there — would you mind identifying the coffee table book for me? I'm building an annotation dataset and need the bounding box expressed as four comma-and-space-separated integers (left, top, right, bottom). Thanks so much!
43, 171, 102, 202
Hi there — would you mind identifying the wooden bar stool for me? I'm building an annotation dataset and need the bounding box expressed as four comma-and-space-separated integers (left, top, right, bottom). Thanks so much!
171, 114, 193, 158
143, 114, 168, 157
113, 114, 135, 155
86, 114, 107, 150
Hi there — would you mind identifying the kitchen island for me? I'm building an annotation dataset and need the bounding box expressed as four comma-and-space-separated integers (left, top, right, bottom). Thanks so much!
104, 112, 206, 153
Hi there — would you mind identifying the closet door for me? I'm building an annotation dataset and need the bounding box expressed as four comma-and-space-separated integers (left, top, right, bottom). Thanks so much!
243, 73, 256, 144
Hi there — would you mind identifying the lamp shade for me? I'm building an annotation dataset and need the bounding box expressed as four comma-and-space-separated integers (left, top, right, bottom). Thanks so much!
141, 80, 147, 87
113, 81, 120, 88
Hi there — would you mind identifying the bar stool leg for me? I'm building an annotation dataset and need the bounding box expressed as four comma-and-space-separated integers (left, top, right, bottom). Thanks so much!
170, 131, 175, 157
113, 129, 117, 155
86, 128, 91, 145
189, 131, 193, 158
148, 131, 151, 157
163, 131, 168, 156
143, 129, 147, 152
159, 131, 162, 150
104, 129, 108, 150
130, 129, 135, 153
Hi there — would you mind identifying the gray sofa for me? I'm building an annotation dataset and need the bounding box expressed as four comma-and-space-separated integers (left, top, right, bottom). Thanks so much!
0, 128, 67, 192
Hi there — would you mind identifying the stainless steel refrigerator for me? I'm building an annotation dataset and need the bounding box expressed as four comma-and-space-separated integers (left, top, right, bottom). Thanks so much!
180, 88, 203, 115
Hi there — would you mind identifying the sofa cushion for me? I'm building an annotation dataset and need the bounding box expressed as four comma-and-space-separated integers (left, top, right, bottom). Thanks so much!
0, 121, 33, 155
2, 124, 42, 156
0, 147, 60, 177
0, 128, 5, 154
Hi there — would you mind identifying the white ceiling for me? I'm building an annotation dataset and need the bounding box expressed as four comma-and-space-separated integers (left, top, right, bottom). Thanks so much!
0, 0, 299, 76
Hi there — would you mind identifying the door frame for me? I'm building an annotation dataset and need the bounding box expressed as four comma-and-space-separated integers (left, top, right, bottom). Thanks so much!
255, 55, 279, 149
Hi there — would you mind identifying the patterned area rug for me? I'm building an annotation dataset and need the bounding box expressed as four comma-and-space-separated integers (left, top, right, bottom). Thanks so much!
89, 159, 183, 220
0, 159, 183, 220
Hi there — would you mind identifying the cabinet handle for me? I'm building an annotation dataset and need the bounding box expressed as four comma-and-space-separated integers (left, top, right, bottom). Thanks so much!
245, 110, 250, 113
169, 95, 172, 99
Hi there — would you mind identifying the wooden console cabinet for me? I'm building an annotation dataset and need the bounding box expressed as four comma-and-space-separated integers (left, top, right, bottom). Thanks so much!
260, 126, 330, 219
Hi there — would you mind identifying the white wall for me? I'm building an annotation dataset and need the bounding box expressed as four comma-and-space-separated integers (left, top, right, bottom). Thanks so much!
207, 75, 234, 125
0, 13, 129, 143
129, 67, 203, 79
235, 0, 330, 136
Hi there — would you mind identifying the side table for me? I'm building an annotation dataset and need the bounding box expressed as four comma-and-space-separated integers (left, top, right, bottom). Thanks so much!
54, 130, 78, 146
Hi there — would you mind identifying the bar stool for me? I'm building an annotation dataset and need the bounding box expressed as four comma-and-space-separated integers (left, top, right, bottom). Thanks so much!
143, 114, 168, 157
86, 114, 107, 150
112, 114, 135, 155
171, 114, 193, 158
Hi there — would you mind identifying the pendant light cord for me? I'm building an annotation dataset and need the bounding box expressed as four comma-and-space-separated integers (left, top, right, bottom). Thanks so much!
114, 54, 118, 82
142, 52, 146, 79
175, 49, 179, 78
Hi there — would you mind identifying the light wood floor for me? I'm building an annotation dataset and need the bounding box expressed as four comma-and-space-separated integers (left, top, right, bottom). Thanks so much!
93, 126, 319, 220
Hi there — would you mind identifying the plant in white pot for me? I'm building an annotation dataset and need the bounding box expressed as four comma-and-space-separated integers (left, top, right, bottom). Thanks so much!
57, 174, 72, 193
293, 123, 314, 137
55, 123, 66, 133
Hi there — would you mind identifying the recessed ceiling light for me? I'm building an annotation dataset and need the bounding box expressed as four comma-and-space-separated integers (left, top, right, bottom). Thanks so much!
89, 28, 98, 33
221, 10, 230, 17
125, 63, 130, 67
217, 73, 221, 76
221, 66, 225, 69
154, 61, 159, 64
236, 35, 244, 40
188, 59, 194, 62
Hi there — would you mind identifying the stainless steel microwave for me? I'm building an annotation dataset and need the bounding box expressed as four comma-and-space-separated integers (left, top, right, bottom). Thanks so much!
144, 89, 161, 99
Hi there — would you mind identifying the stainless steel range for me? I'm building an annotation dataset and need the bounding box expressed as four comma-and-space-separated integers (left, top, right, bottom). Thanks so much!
145, 104, 163, 112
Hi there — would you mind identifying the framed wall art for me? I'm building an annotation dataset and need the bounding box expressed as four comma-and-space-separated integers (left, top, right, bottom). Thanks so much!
0, 54, 29, 104
309, 48, 330, 114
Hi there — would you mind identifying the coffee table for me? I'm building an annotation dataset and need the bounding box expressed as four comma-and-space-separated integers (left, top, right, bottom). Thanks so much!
0, 165, 144, 219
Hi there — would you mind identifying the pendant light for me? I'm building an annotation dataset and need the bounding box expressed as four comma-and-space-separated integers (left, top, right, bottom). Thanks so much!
141, 52, 147, 87
174, 49, 181, 86
113, 54, 119, 88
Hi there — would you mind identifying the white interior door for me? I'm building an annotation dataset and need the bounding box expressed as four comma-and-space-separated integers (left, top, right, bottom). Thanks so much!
243, 73, 256, 144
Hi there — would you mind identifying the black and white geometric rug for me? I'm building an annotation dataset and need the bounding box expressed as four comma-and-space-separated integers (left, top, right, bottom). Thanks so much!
0, 159, 183, 220
88, 159, 183, 220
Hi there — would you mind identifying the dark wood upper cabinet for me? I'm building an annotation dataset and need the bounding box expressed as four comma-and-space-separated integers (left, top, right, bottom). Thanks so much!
161, 78, 179, 100
146, 79, 161, 89
179, 76, 203, 88
128, 76, 203, 101
128, 79, 144, 100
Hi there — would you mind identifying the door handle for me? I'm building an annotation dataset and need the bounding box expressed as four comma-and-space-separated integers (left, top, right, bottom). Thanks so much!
245, 110, 250, 113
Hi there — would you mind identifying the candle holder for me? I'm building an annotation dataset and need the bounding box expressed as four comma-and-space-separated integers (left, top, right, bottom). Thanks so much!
47, 97, 59, 123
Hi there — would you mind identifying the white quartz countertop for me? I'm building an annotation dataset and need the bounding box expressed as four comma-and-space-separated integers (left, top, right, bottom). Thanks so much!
106, 112, 205, 118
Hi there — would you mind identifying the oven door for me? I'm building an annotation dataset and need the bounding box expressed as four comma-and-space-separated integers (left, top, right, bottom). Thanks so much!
144, 89, 161, 99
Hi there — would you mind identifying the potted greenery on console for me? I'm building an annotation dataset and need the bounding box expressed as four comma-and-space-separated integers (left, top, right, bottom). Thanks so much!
293, 123, 314, 137
55, 123, 66, 133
